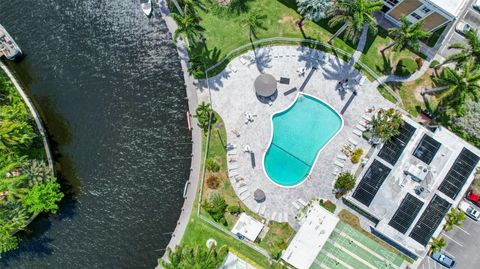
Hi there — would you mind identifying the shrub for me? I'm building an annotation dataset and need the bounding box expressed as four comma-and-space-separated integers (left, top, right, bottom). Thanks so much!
206, 158, 220, 172
430, 60, 440, 68
203, 194, 228, 226
319, 199, 336, 213
415, 57, 424, 69
334, 172, 356, 192
395, 58, 418, 76
206, 175, 220, 189
350, 148, 364, 164
228, 205, 244, 215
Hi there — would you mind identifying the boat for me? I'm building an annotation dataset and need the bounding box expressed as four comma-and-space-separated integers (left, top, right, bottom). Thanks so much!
141, 0, 152, 17
0, 24, 23, 61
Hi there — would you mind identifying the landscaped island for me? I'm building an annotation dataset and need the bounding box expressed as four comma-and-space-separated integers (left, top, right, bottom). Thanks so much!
0, 71, 63, 253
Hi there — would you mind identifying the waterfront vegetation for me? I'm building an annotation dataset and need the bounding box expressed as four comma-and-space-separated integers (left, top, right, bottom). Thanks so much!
160, 244, 228, 268
0, 72, 63, 253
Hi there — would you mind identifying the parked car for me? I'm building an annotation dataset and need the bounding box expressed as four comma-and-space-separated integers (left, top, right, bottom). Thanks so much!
456, 21, 472, 35
459, 201, 480, 220
466, 191, 480, 207
431, 252, 456, 268
474, 0, 480, 12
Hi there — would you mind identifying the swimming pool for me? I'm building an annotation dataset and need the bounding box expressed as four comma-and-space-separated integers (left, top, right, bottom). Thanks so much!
264, 93, 343, 187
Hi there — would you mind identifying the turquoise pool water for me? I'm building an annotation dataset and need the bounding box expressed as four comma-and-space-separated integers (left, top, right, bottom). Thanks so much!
264, 94, 343, 187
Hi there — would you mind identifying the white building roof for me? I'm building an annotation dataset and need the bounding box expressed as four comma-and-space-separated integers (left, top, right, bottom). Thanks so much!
429, 0, 467, 17
219, 252, 256, 269
230, 213, 264, 242
282, 204, 339, 269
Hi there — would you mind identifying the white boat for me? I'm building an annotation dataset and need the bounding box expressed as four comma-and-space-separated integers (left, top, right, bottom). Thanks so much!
0, 24, 23, 61
141, 0, 152, 17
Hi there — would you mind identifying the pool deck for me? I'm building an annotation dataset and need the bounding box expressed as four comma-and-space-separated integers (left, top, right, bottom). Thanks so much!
198, 45, 392, 227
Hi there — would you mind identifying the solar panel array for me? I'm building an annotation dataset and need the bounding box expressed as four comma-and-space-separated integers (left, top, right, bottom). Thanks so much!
352, 160, 391, 206
378, 122, 416, 165
438, 148, 480, 199
388, 193, 424, 234
409, 195, 451, 246
412, 134, 441, 165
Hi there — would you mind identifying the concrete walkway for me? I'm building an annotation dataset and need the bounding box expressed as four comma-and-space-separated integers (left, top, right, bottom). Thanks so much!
377, 59, 432, 84
157, 0, 202, 258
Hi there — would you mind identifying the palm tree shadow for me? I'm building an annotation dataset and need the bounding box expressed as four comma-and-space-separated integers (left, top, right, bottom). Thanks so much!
228, 0, 254, 15
380, 51, 393, 74
254, 47, 272, 73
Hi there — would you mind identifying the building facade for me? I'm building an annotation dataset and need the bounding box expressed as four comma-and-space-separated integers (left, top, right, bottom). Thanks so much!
382, 0, 467, 31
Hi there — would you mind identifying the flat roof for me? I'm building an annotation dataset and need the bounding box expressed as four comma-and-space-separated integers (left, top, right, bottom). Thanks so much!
219, 252, 256, 269
282, 204, 339, 269
429, 0, 467, 17
230, 213, 264, 242
346, 115, 480, 258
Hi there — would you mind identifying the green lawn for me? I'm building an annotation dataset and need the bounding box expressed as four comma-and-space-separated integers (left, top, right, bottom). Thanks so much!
360, 29, 424, 77
258, 221, 294, 259
181, 213, 270, 268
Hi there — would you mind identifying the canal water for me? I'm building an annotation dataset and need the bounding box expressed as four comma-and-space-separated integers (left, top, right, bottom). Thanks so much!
0, 1, 190, 268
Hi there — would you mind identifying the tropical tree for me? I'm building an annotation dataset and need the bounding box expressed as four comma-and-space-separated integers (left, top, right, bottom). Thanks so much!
160, 245, 228, 269
0, 119, 36, 151
443, 29, 480, 68
457, 101, 480, 138
382, 16, 431, 53
429, 236, 447, 254
172, 6, 204, 45
194, 102, 215, 131
370, 108, 404, 142
423, 60, 480, 113
21, 179, 63, 215
334, 172, 356, 192
22, 159, 54, 187
241, 9, 267, 41
0, 227, 19, 253
444, 208, 465, 231
296, 0, 333, 26
327, 0, 383, 43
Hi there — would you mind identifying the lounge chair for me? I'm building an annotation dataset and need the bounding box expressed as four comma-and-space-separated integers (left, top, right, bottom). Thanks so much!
298, 198, 307, 206
240, 192, 250, 201
348, 138, 358, 146
227, 149, 237, 156
332, 168, 339, 176
229, 64, 238, 73
271, 212, 277, 221
359, 76, 366, 86
334, 161, 345, 168
239, 56, 248, 65
231, 129, 240, 137
362, 114, 372, 121
238, 186, 248, 195
229, 171, 239, 178
260, 205, 267, 215
336, 154, 347, 161
292, 201, 301, 210
255, 204, 261, 213
353, 129, 362, 137
356, 125, 367, 132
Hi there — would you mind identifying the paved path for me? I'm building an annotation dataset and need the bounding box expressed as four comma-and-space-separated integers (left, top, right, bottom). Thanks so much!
377, 59, 432, 84
157, 0, 202, 261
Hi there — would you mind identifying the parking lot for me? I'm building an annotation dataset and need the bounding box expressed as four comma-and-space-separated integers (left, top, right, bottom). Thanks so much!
438, 0, 480, 58
418, 210, 480, 269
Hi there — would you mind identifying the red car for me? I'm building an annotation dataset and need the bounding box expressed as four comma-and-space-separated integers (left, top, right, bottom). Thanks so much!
467, 191, 480, 207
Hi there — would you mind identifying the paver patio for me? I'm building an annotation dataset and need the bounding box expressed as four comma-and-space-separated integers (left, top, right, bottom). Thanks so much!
198, 45, 392, 227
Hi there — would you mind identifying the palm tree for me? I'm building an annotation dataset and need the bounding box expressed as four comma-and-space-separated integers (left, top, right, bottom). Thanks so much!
168, 0, 184, 16
429, 236, 447, 254
296, 0, 333, 26
444, 208, 465, 231
172, 6, 204, 46
443, 29, 480, 67
241, 10, 267, 42
0, 119, 36, 151
327, 0, 383, 44
382, 16, 431, 53
370, 108, 404, 142
194, 102, 214, 130
423, 60, 480, 112
160, 245, 228, 269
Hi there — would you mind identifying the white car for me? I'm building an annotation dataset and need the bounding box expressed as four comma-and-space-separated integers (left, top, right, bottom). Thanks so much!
459, 201, 480, 221
456, 21, 472, 35
474, 0, 480, 12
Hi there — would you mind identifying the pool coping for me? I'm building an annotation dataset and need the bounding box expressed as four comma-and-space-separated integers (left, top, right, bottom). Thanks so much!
262, 92, 345, 188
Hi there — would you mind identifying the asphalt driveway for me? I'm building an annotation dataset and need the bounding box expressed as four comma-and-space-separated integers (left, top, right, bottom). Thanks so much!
418, 210, 480, 269
438, 0, 480, 58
